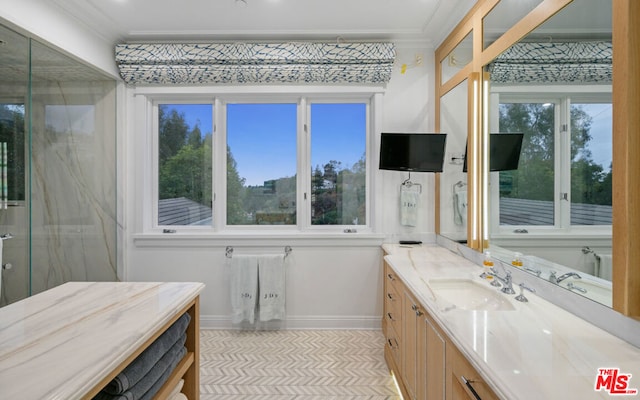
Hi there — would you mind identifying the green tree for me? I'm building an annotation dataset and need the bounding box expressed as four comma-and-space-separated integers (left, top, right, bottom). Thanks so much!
226, 146, 247, 224
159, 143, 211, 206
158, 106, 189, 165
187, 124, 203, 149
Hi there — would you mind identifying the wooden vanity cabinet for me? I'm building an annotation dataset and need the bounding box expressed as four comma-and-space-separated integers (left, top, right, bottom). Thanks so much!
383, 259, 499, 400
383, 259, 404, 389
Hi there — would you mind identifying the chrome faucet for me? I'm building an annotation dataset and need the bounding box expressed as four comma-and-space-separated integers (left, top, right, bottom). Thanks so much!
549, 271, 582, 284
488, 267, 516, 294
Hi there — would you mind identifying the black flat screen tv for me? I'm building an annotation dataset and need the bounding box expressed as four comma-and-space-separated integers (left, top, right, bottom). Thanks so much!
463, 133, 524, 172
379, 133, 447, 173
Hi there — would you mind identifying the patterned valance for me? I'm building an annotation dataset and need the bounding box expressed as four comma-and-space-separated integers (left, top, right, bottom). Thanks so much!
487, 41, 612, 84
115, 42, 396, 85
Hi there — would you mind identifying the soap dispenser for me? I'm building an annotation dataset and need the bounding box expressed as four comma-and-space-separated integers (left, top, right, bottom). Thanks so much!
481, 251, 494, 280
512, 252, 523, 267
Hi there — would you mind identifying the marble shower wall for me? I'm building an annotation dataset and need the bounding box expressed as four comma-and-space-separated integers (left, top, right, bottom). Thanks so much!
29, 84, 118, 295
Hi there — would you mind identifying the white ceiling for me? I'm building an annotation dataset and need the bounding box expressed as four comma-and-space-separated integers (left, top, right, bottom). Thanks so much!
48, 0, 477, 46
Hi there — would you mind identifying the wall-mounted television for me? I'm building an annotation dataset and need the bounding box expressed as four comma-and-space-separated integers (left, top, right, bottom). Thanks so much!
463, 133, 524, 172
379, 133, 447, 173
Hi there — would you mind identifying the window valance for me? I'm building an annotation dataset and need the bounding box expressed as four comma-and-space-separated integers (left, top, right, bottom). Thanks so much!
487, 41, 612, 84
115, 42, 396, 85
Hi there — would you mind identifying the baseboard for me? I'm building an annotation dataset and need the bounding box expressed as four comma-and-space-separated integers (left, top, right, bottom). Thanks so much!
200, 315, 382, 330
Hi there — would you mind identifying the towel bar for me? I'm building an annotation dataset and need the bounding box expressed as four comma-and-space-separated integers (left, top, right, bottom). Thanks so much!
226, 245, 292, 259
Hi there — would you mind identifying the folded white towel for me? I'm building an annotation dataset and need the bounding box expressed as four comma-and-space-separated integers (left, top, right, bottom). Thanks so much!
400, 188, 420, 227
258, 254, 286, 322
170, 393, 188, 400
168, 379, 184, 399
230, 255, 259, 324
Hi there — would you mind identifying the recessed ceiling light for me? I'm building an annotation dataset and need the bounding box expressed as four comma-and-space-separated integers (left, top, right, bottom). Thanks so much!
235, 0, 248, 7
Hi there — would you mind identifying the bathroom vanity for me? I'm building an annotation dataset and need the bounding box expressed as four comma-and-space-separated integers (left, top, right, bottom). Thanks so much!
0, 281, 204, 400
382, 243, 640, 400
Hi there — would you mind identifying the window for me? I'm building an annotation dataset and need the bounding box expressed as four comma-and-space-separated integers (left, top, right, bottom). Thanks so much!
151, 94, 373, 232
310, 103, 367, 226
492, 93, 612, 230
226, 103, 297, 225
157, 103, 213, 226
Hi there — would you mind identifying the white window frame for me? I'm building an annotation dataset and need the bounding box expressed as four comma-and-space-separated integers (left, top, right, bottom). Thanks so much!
137, 87, 382, 237
489, 87, 612, 237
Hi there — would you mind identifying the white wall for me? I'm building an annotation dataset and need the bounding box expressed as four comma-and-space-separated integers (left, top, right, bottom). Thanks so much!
123, 45, 438, 329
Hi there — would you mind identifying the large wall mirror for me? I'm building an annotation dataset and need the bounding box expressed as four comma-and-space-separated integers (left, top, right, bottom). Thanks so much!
485, 0, 614, 307
436, 0, 640, 317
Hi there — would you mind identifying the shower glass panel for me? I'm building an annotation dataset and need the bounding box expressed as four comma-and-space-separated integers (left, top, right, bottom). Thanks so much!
0, 25, 117, 307
0, 25, 29, 306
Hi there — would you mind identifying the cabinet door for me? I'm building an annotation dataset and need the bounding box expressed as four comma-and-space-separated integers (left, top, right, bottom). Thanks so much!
420, 317, 446, 400
403, 290, 420, 399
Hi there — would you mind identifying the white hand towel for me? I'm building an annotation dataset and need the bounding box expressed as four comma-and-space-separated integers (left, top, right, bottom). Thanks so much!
453, 191, 467, 226
258, 254, 286, 322
230, 255, 259, 324
598, 254, 612, 281
400, 188, 420, 227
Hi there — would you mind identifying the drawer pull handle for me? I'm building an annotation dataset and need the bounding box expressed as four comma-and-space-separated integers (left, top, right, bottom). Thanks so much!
411, 304, 418, 311
387, 293, 394, 301
387, 312, 395, 321
387, 338, 397, 349
415, 310, 423, 316
387, 273, 395, 281
461, 375, 482, 400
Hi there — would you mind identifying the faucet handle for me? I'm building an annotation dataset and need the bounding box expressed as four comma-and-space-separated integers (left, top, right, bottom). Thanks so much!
515, 282, 536, 302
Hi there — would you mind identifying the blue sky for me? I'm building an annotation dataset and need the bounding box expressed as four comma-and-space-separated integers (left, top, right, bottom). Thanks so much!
579, 103, 612, 171
165, 103, 365, 186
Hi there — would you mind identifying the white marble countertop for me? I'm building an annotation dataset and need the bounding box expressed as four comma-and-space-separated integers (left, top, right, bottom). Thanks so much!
0, 281, 205, 400
383, 243, 640, 400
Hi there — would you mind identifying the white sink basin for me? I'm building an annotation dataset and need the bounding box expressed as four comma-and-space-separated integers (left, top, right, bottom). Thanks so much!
428, 278, 515, 311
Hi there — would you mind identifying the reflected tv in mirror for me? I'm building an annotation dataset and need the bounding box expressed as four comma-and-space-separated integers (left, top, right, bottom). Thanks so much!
379, 133, 447, 173
463, 133, 524, 172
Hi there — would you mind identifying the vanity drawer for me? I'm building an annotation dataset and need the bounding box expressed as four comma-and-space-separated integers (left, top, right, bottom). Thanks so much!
384, 282, 401, 334
384, 261, 402, 293
385, 324, 402, 368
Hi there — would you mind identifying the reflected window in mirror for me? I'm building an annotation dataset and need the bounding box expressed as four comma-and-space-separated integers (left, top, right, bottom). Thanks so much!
491, 99, 556, 227
489, 93, 612, 230
570, 101, 612, 226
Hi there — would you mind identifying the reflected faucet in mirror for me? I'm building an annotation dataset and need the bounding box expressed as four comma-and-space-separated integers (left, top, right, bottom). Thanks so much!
549, 271, 581, 285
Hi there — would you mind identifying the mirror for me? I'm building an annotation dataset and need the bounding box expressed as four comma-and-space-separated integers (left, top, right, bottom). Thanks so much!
482, 0, 543, 49
484, 0, 613, 306
439, 79, 469, 243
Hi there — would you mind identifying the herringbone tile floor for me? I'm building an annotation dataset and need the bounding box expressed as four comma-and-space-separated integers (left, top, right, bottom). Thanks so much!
199, 329, 401, 400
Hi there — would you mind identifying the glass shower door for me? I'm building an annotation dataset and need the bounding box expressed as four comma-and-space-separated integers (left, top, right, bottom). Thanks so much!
0, 25, 30, 306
